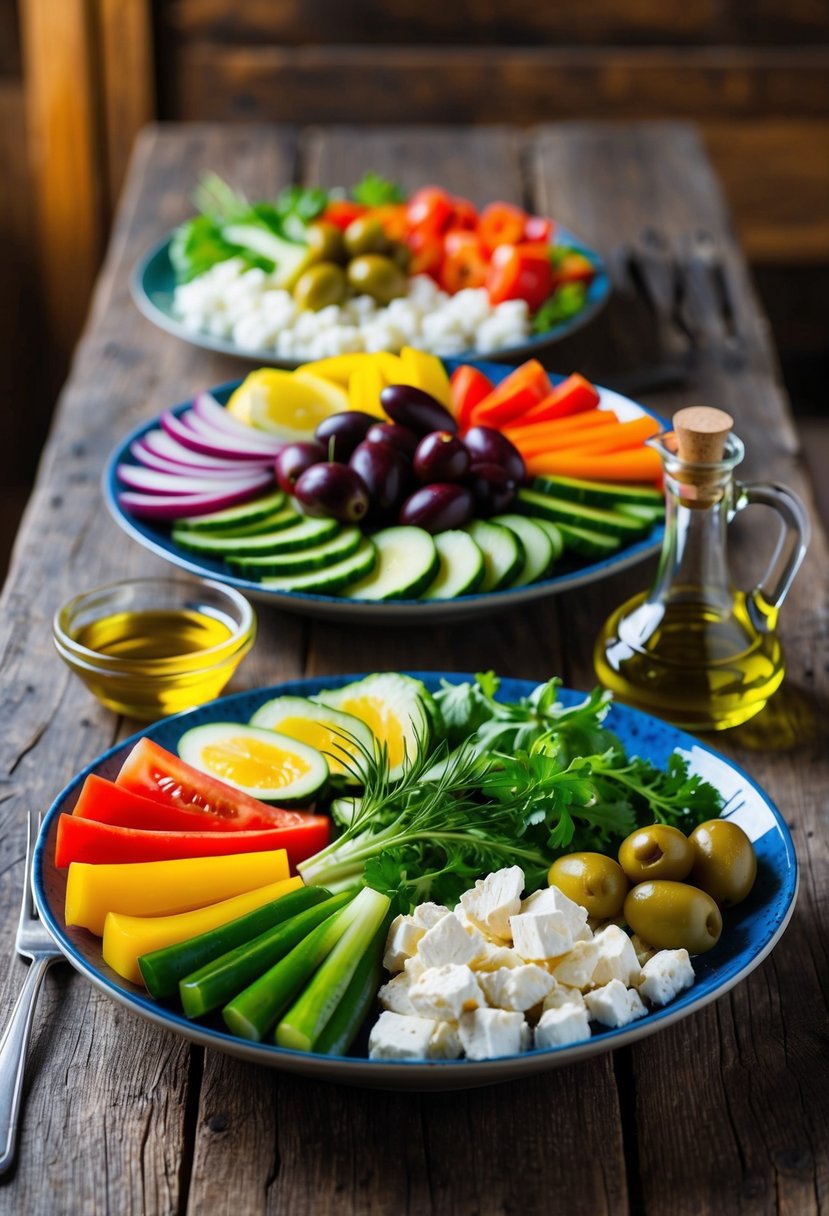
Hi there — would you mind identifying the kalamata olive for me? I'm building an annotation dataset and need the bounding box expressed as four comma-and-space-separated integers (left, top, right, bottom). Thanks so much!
346, 255, 408, 305
548, 853, 630, 921
315, 411, 377, 462
466, 462, 517, 515
292, 262, 347, 311
306, 221, 346, 265
380, 384, 458, 436
293, 462, 370, 524
689, 820, 757, 907
343, 216, 390, 258
365, 422, 420, 459
413, 431, 471, 483
349, 441, 410, 515
274, 440, 325, 494
624, 880, 722, 954
463, 425, 526, 482
618, 824, 694, 884
399, 483, 474, 534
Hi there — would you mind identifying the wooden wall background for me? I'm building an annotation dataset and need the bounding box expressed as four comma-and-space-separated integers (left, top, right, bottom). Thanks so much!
2, 0, 828, 570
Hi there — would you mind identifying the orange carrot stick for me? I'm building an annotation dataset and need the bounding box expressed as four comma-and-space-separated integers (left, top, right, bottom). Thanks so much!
525, 447, 664, 482
545, 416, 662, 457
505, 409, 618, 449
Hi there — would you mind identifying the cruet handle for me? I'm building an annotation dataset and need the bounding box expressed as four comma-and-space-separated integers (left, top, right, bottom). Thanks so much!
735, 482, 811, 632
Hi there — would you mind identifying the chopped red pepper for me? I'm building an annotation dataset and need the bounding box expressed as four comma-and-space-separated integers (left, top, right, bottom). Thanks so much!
450, 365, 495, 429
440, 232, 489, 293
467, 359, 554, 429
478, 202, 527, 252
486, 243, 554, 311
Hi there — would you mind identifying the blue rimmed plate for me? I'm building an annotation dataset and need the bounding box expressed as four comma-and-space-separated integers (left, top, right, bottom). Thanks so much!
103, 360, 664, 624
34, 673, 797, 1092
131, 227, 611, 368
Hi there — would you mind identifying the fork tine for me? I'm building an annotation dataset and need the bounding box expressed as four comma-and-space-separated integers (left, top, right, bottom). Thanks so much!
23, 813, 39, 921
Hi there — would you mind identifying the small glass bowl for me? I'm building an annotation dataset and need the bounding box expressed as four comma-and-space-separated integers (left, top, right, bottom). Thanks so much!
53, 577, 256, 721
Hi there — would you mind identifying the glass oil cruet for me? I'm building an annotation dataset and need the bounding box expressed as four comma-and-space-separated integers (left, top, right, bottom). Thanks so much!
594, 406, 810, 731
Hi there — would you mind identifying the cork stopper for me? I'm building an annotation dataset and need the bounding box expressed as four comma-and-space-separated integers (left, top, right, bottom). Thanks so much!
673, 406, 733, 464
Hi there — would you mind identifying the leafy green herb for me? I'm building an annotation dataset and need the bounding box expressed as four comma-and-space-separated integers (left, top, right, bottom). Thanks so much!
351, 172, 405, 206
533, 282, 588, 332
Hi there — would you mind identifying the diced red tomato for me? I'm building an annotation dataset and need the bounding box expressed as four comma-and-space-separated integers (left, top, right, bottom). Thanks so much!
54, 813, 330, 869
554, 250, 597, 285
440, 232, 489, 293
450, 365, 495, 429
447, 196, 479, 231
486, 243, 554, 311
115, 738, 314, 830
407, 186, 455, 234
524, 215, 555, 243
406, 224, 445, 277
478, 202, 527, 252
321, 200, 369, 230
468, 359, 554, 428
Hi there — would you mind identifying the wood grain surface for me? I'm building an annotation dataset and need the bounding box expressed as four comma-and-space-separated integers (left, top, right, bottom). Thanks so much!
0, 122, 826, 1216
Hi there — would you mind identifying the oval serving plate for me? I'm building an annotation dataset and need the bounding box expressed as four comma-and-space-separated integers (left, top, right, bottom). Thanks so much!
103, 359, 665, 624
35, 673, 796, 1092
130, 227, 611, 369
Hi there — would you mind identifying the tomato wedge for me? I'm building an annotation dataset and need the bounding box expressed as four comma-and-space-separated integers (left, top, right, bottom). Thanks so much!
486, 243, 554, 311
115, 738, 317, 829
73, 773, 298, 833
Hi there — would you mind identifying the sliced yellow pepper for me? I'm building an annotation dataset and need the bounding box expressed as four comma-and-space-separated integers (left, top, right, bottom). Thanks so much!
399, 346, 452, 407
65, 849, 289, 936
102, 875, 302, 983
299, 354, 371, 387
347, 362, 387, 417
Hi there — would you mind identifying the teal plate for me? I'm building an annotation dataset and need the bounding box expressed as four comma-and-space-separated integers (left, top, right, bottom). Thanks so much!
34, 673, 797, 1092
131, 227, 611, 367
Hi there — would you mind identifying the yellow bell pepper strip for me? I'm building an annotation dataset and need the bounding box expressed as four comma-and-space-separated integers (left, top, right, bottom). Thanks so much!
347, 361, 387, 417
301, 352, 403, 388
65, 849, 289, 936
103, 876, 303, 984
398, 346, 452, 408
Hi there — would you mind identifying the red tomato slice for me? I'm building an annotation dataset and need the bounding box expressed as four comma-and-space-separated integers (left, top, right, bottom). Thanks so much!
55, 813, 330, 868
115, 738, 315, 829
407, 186, 455, 233
486, 244, 554, 311
440, 232, 489, 293
321, 200, 369, 231
447, 196, 479, 231
450, 365, 495, 428
406, 223, 445, 277
524, 215, 554, 243
478, 202, 527, 252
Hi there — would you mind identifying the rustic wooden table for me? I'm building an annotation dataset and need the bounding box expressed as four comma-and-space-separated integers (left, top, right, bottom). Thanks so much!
0, 122, 826, 1216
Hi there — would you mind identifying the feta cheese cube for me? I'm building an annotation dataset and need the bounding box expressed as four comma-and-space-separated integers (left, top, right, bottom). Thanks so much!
550, 939, 600, 990
473, 941, 523, 971
584, 980, 647, 1029
382, 914, 424, 973
378, 971, 419, 1016
534, 1004, 592, 1049
521, 886, 592, 942
479, 964, 556, 1012
368, 1012, 438, 1060
591, 925, 642, 988
541, 983, 587, 1014
458, 1008, 529, 1060
410, 964, 484, 1021
417, 913, 486, 968
510, 910, 573, 961
412, 902, 451, 931
403, 955, 427, 982
459, 866, 525, 940
429, 1020, 463, 1060
638, 949, 695, 1007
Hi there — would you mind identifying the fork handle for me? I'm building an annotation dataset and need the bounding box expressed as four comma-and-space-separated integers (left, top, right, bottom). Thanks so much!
0, 955, 58, 1175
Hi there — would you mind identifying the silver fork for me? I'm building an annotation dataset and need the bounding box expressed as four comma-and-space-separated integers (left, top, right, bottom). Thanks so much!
0, 813, 63, 1175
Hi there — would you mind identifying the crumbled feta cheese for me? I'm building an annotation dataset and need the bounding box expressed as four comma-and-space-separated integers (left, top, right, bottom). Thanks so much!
411, 902, 451, 931
458, 1008, 529, 1060
541, 983, 587, 1014
584, 980, 647, 1029
368, 1012, 438, 1060
459, 866, 525, 941
478, 964, 556, 1012
429, 1020, 463, 1060
591, 925, 642, 988
417, 913, 487, 968
377, 971, 419, 1016
510, 910, 573, 961
550, 939, 600, 990
474, 941, 524, 971
534, 1004, 592, 1049
410, 964, 484, 1020
521, 887, 592, 942
382, 914, 424, 973
638, 949, 695, 1006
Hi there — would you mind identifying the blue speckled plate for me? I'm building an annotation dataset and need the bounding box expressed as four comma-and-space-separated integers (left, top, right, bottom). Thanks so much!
34, 673, 797, 1092
103, 360, 665, 624
131, 228, 611, 368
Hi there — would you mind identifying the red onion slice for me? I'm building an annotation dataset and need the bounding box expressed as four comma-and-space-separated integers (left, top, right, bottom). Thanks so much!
161, 410, 282, 461
117, 463, 272, 497
118, 484, 270, 520
140, 427, 272, 472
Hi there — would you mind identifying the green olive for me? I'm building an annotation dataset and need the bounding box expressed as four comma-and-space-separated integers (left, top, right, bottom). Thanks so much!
346, 254, 408, 305
618, 824, 694, 884
306, 222, 346, 265
292, 262, 348, 312
689, 820, 757, 907
343, 216, 390, 258
624, 880, 722, 954
388, 240, 412, 271
548, 853, 630, 921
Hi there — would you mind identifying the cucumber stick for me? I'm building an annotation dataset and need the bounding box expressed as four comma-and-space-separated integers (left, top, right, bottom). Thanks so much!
179, 891, 351, 1018
314, 911, 392, 1056
276, 888, 391, 1052
222, 894, 365, 1041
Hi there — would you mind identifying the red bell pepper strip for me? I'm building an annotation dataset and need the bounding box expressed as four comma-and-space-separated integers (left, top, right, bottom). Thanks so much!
486, 244, 554, 311
467, 359, 554, 429
514, 373, 600, 426
449, 365, 495, 429
55, 813, 330, 869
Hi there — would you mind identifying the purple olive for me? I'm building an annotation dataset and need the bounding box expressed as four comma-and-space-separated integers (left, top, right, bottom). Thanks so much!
350, 440, 411, 516
466, 462, 517, 516
413, 431, 471, 484
315, 411, 378, 461
274, 440, 326, 494
365, 422, 420, 459
399, 483, 474, 534
463, 426, 526, 483
380, 384, 458, 436
294, 462, 370, 524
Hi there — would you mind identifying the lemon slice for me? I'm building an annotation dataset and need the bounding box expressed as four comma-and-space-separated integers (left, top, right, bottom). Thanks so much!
249, 696, 375, 783
177, 722, 329, 802
313, 673, 434, 780
226, 369, 349, 439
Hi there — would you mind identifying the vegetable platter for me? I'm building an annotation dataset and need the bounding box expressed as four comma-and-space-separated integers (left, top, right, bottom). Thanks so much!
34, 672, 797, 1091
103, 357, 666, 624
131, 173, 610, 368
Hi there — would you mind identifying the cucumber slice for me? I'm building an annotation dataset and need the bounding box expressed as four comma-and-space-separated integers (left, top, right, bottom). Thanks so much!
532, 474, 663, 508
249, 695, 375, 783
313, 672, 433, 782
516, 488, 648, 540
228, 527, 362, 576
173, 514, 338, 556
343, 526, 438, 601
422, 530, 485, 600
464, 519, 524, 591
492, 514, 555, 587
532, 517, 565, 561
614, 501, 665, 526
556, 522, 623, 558
178, 490, 286, 532
176, 722, 329, 803
260, 538, 376, 593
